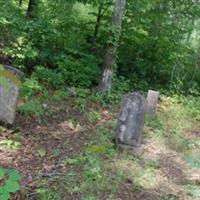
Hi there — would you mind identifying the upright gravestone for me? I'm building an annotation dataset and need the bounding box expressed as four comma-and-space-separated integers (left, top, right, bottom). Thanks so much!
146, 90, 159, 117
116, 92, 146, 156
0, 65, 22, 124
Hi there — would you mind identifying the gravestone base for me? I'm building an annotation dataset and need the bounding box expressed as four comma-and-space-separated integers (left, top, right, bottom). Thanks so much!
117, 143, 144, 156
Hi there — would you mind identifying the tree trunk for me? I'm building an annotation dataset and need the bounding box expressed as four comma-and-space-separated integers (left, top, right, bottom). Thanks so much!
100, 0, 126, 92
19, 0, 22, 6
93, 3, 103, 44
26, 0, 38, 18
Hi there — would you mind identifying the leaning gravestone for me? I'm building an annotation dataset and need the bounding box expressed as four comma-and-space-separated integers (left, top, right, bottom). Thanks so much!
0, 65, 23, 124
116, 92, 146, 156
146, 90, 159, 117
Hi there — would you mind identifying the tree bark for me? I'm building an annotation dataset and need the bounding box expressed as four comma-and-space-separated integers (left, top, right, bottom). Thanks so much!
93, 3, 103, 44
100, 0, 126, 92
19, 0, 22, 6
26, 0, 38, 18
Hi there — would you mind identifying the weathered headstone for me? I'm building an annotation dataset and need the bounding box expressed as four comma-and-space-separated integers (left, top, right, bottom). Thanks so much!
146, 90, 159, 117
0, 65, 22, 124
116, 92, 146, 156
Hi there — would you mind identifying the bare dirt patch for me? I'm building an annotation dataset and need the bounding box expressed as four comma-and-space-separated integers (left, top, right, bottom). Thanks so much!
159, 155, 186, 185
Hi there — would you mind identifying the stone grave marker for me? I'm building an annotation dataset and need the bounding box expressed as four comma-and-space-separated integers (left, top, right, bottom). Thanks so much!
0, 65, 23, 124
146, 90, 159, 117
116, 92, 146, 156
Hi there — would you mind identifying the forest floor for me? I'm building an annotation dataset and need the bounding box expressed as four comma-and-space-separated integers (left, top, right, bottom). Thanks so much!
0, 93, 200, 200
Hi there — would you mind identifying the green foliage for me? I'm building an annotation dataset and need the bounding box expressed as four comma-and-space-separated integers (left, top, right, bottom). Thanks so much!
36, 188, 61, 200
182, 96, 200, 121
182, 184, 200, 198
0, 168, 21, 200
75, 97, 87, 111
1, 0, 200, 93
64, 157, 80, 165
57, 55, 100, 87
88, 145, 107, 154
83, 157, 103, 181
37, 149, 47, 157
120, 0, 200, 91
49, 90, 69, 102
19, 98, 45, 117
184, 153, 200, 168
21, 77, 43, 98
146, 95, 200, 151
145, 159, 159, 169
91, 77, 130, 106
76, 88, 91, 98
0, 139, 20, 150
75, 88, 91, 111
32, 66, 65, 88
82, 196, 98, 200
87, 111, 101, 123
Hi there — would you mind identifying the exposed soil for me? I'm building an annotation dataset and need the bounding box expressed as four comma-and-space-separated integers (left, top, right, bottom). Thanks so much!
159, 156, 186, 185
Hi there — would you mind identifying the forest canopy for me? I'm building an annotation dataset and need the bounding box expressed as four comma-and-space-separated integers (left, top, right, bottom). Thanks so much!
0, 0, 200, 93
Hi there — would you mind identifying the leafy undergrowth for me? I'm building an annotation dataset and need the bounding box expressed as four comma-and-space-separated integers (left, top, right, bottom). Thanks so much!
0, 92, 200, 200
